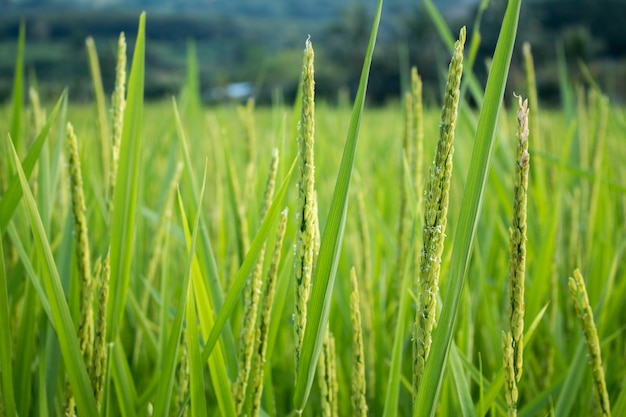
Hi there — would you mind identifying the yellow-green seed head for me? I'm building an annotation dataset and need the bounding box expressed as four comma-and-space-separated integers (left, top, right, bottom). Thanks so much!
414, 26, 465, 397
295, 37, 317, 373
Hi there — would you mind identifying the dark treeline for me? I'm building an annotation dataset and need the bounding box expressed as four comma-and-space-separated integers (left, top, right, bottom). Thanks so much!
0, 0, 625, 106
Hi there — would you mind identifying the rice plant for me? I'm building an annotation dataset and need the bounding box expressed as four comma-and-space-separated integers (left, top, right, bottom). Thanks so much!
1, 0, 625, 416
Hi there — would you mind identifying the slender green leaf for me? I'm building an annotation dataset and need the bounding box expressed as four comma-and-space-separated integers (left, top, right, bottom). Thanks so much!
107, 12, 146, 341
112, 340, 138, 417
8, 140, 98, 416
9, 21, 25, 148
185, 275, 208, 417
0, 234, 17, 416
173, 98, 238, 377
413, 1, 523, 415
153, 179, 205, 416
382, 231, 414, 417
1, 91, 67, 233
200, 157, 297, 364
179, 188, 236, 417
293, 0, 383, 411
449, 344, 477, 417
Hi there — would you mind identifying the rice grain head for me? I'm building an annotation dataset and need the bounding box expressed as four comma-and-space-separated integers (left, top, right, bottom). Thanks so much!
569, 269, 611, 417
109, 32, 127, 213
413, 26, 465, 398
250, 208, 289, 417
67, 122, 95, 374
350, 267, 368, 417
294, 37, 316, 373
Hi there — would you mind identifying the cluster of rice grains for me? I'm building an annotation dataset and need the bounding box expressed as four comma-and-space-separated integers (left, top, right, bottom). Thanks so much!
64, 33, 127, 416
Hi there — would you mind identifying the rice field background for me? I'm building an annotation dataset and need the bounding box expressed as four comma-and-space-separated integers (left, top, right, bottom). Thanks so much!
1, 0, 626, 416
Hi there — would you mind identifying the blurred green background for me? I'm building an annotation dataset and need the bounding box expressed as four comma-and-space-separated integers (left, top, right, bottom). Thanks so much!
1, 0, 625, 105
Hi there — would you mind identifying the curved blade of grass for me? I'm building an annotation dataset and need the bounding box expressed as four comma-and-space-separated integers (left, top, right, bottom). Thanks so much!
423, 0, 484, 107
112, 340, 138, 417
382, 228, 414, 417
382, 152, 417, 417
179, 188, 236, 417
6, 223, 52, 319
9, 21, 24, 148
200, 157, 296, 364
1, 91, 67, 233
85, 36, 110, 186
107, 12, 146, 341
413, 1, 522, 415
293, 0, 383, 411
153, 180, 205, 416
173, 98, 238, 376
449, 343, 477, 417
8, 140, 98, 416
185, 284, 208, 417
0, 231, 17, 417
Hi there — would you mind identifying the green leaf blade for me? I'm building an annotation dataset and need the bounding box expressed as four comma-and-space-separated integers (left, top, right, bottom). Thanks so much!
8, 141, 98, 416
293, 0, 383, 411
107, 12, 146, 341
413, 0, 523, 415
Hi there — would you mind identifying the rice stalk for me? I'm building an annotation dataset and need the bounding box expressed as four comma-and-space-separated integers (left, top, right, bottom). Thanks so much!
569, 269, 611, 417
413, 26, 465, 398
503, 94, 530, 416
92, 253, 110, 410
318, 330, 338, 417
133, 161, 183, 365
233, 148, 279, 414
294, 37, 316, 374
350, 267, 368, 417
85, 37, 110, 190
174, 333, 189, 417
395, 91, 414, 303
355, 187, 374, 397
108, 32, 127, 213
411, 67, 424, 214
66, 122, 95, 375
249, 208, 289, 417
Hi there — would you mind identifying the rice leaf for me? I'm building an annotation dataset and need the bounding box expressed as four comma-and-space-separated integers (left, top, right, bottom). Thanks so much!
382, 225, 415, 417
449, 343, 477, 417
178, 186, 236, 417
8, 140, 98, 416
185, 282, 208, 417
293, 0, 383, 411
0, 232, 17, 417
111, 341, 139, 417
200, 157, 297, 364
413, 0, 523, 414
107, 12, 146, 341
0, 91, 67, 233
173, 98, 238, 376
9, 21, 25, 149
153, 179, 205, 416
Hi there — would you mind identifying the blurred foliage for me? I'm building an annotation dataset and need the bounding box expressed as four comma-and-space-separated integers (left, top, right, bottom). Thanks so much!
0, 0, 625, 105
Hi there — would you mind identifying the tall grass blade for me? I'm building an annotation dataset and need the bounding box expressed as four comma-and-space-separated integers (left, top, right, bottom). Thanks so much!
8, 140, 98, 416
293, 0, 383, 411
9, 21, 25, 148
0, 91, 67, 233
413, 0, 523, 415
173, 98, 238, 376
85, 36, 111, 187
0, 233, 17, 416
106, 12, 146, 341
185, 277, 208, 417
153, 180, 205, 416
200, 157, 296, 364
178, 185, 237, 417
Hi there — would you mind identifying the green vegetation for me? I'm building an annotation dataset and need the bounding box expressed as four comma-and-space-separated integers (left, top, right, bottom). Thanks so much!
1, 1, 626, 416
